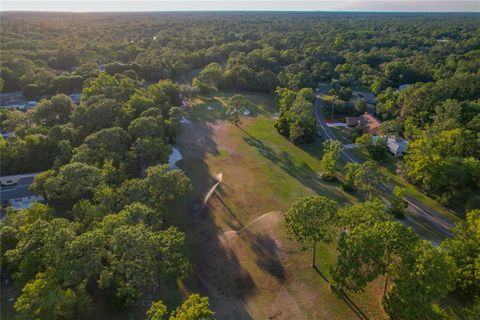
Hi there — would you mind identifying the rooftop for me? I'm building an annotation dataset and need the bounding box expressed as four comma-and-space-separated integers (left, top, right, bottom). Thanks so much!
346, 112, 382, 134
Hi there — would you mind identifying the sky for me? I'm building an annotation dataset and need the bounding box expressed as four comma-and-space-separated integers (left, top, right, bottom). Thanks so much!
1, 1, 479, 12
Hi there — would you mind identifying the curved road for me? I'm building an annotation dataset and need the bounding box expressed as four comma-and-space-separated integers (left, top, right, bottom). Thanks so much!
313, 94, 455, 241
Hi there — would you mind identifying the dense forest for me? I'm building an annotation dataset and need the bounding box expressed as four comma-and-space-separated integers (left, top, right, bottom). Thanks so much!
1, 12, 479, 319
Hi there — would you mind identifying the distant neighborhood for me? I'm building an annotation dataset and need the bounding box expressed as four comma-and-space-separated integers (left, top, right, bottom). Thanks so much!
0, 173, 44, 211
346, 112, 408, 157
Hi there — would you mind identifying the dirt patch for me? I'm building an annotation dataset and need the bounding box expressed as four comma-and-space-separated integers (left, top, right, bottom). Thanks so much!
175, 105, 385, 320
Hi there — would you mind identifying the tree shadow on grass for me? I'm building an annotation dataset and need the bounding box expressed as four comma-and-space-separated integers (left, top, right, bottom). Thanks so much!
214, 190, 245, 230
246, 232, 286, 281
313, 267, 370, 320
175, 119, 256, 320
242, 130, 347, 204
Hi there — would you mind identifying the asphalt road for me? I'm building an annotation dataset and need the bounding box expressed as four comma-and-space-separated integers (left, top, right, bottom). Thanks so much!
0, 177, 35, 204
313, 95, 454, 241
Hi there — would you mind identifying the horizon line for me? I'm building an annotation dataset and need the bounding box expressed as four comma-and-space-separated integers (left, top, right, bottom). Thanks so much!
2, 1, 479, 13
2, 10, 480, 13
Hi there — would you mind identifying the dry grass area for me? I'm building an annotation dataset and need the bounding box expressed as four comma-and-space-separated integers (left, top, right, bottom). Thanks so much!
173, 92, 386, 320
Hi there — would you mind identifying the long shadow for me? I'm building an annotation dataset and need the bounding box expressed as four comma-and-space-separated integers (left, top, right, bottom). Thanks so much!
175, 119, 255, 319
214, 190, 245, 229
313, 267, 370, 320
245, 232, 286, 281
242, 131, 347, 203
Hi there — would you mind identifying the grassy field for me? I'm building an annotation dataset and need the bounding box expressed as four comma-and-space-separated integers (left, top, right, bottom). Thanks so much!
173, 91, 386, 319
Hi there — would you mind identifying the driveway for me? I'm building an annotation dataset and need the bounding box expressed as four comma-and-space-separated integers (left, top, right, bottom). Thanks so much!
314, 96, 454, 240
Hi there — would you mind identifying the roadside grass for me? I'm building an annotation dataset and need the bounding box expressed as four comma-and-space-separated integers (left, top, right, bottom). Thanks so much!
347, 147, 460, 243
174, 91, 386, 318
349, 148, 460, 221
330, 126, 353, 144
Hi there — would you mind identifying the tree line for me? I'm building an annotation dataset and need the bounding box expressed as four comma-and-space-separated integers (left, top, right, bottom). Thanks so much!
285, 195, 480, 319
1, 73, 214, 319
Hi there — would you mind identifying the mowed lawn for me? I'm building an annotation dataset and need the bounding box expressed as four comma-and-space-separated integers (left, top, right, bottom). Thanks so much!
174, 91, 386, 319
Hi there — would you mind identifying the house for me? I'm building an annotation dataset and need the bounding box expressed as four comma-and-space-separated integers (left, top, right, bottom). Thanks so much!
371, 135, 408, 157
8, 195, 45, 210
1, 132, 13, 139
69, 93, 81, 104
346, 112, 382, 134
0, 104, 25, 110
1, 173, 43, 210
26, 101, 38, 108
387, 137, 408, 157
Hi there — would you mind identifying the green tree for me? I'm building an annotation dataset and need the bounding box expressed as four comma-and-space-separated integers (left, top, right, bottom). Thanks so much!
383, 241, 456, 319
356, 133, 386, 160
337, 199, 388, 229
82, 73, 136, 102
146, 301, 167, 320
343, 162, 363, 191
146, 164, 192, 209
442, 209, 480, 296
35, 94, 75, 127
146, 79, 181, 118
71, 96, 125, 138
284, 196, 338, 268
355, 98, 368, 114
128, 116, 165, 140
330, 221, 419, 296
169, 106, 185, 143
32, 162, 103, 205
389, 186, 408, 218
320, 140, 342, 180
72, 127, 131, 171
14, 272, 90, 320
169, 294, 214, 320
361, 160, 385, 199
226, 94, 248, 126
195, 62, 224, 91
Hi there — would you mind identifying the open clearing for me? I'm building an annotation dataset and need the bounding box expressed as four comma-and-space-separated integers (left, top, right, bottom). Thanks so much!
174, 92, 386, 319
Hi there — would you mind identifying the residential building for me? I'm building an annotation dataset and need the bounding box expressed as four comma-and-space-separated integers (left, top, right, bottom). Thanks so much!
387, 136, 408, 157
1, 173, 43, 210
8, 195, 45, 210
346, 112, 382, 134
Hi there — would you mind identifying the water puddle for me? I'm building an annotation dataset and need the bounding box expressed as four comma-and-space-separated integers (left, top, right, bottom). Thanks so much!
168, 147, 183, 169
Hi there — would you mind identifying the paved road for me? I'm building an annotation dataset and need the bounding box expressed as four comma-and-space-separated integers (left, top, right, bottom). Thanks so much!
0, 177, 35, 204
313, 95, 454, 240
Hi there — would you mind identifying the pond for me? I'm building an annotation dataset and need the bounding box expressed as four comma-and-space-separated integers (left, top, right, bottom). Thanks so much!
168, 147, 183, 169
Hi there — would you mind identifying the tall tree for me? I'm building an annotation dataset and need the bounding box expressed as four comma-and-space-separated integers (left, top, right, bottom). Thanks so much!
14, 272, 90, 320
146, 301, 167, 320
336, 198, 388, 230
34, 94, 75, 127
146, 164, 192, 209
320, 140, 342, 180
226, 94, 248, 127
383, 241, 456, 319
330, 221, 419, 296
284, 196, 338, 268
442, 209, 480, 296
389, 186, 408, 218
169, 294, 215, 320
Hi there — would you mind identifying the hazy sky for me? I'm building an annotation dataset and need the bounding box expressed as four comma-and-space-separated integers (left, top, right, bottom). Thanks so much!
1, 1, 479, 12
